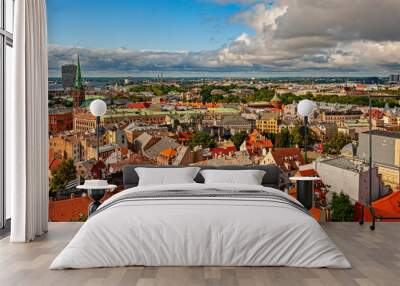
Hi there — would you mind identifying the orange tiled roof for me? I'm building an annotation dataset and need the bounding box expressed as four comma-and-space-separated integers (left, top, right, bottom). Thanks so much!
49, 192, 119, 222
270, 147, 305, 172
127, 102, 151, 109
210, 146, 236, 155
254, 139, 273, 149
119, 147, 129, 156
372, 191, 400, 216
354, 191, 400, 222
298, 169, 318, 177
177, 132, 193, 140
160, 148, 177, 157
310, 208, 321, 221
49, 149, 55, 164
49, 159, 62, 172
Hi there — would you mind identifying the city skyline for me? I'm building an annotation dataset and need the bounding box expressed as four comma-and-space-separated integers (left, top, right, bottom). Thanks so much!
48, 0, 400, 77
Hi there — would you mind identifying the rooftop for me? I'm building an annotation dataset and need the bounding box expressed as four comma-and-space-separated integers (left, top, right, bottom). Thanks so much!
143, 137, 179, 160
320, 157, 369, 173
362, 130, 400, 138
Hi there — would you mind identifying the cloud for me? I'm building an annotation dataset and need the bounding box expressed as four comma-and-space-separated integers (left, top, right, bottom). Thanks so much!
48, 45, 224, 73
49, 0, 400, 75
220, 0, 400, 73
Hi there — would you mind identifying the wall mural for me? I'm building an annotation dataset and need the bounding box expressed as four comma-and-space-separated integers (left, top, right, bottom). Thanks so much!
47, 1, 399, 223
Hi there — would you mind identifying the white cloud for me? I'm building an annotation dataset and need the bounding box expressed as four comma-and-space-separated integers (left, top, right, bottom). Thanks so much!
49, 0, 400, 75
216, 0, 400, 73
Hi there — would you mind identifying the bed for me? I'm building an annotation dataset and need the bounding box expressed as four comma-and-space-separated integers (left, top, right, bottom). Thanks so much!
50, 165, 351, 269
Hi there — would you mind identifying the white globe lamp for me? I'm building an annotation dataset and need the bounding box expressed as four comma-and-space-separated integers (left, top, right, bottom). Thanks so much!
90, 99, 107, 117
297, 99, 314, 117
89, 99, 107, 162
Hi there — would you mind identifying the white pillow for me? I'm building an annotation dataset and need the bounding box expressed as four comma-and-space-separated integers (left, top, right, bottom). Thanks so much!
200, 169, 266, 185
135, 167, 201, 186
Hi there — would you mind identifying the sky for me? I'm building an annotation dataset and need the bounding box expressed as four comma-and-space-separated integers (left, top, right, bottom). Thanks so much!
47, 0, 400, 77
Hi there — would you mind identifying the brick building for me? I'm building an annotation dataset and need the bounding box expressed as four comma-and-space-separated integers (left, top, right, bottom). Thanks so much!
48, 108, 73, 133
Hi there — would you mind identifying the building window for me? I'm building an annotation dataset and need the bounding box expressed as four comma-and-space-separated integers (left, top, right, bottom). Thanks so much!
1, 0, 14, 229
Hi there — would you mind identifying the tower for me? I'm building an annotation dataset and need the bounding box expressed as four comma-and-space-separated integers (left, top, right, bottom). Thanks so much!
61, 64, 77, 90
270, 93, 283, 109
72, 54, 85, 109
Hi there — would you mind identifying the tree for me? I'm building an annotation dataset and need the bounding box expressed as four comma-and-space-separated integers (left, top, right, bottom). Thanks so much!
276, 127, 292, 147
50, 159, 77, 193
323, 133, 352, 154
189, 131, 216, 148
231, 132, 247, 149
263, 132, 276, 145
330, 192, 354, 222
291, 126, 316, 148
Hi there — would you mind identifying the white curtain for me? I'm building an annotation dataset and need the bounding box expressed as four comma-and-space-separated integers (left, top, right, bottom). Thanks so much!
8, 0, 49, 242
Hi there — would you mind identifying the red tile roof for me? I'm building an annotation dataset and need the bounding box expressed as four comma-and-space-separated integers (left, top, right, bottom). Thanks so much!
119, 147, 129, 156
270, 148, 305, 172
298, 169, 318, 177
160, 148, 177, 157
177, 132, 193, 141
210, 146, 236, 155
253, 139, 273, 149
49, 196, 91, 222
354, 191, 400, 222
49, 191, 119, 222
127, 102, 151, 109
49, 159, 62, 172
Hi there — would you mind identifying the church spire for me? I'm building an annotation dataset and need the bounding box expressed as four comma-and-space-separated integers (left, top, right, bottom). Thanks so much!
74, 53, 83, 89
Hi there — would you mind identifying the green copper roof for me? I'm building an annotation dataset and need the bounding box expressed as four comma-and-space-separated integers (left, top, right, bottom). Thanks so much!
271, 93, 282, 102
74, 54, 83, 89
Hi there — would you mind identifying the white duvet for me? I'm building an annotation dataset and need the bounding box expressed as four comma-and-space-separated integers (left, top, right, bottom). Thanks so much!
50, 183, 351, 269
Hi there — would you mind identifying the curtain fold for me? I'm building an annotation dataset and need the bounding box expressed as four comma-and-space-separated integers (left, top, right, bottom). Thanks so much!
8, 0, 48, 242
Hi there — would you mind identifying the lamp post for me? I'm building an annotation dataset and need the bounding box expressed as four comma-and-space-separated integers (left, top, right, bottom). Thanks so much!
81, 99, 108, 216
359, 94, 376, 230
297, 99, 314, 163
90, 99, 107, 162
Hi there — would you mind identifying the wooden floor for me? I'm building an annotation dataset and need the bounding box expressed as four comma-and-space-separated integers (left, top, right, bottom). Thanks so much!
0, 222, 399, 286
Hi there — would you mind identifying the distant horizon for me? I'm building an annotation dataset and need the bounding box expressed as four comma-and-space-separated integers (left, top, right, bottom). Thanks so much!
48, 70, 394, 79
48, 75, 389, 80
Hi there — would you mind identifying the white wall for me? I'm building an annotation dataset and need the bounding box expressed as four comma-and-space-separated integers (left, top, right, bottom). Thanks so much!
316, 161, 361, 202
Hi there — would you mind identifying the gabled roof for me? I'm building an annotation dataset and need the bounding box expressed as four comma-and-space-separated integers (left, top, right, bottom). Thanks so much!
269, 148, 305, 172
220, 116, 251, 126
134, 132, 153, 147
144, 137, 179, 160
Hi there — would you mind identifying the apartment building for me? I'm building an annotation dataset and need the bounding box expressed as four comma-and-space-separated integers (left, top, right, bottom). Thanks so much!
256, 113, 280, 134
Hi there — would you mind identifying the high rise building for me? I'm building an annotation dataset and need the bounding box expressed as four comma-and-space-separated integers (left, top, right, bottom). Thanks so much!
389, 74, 400, 83
61, 64, 77, 89
71, 54, 85, 109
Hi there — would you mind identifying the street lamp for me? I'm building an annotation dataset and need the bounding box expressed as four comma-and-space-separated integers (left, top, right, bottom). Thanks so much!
90, 99, 107, 161
80, 99, 111, 216
297, 99, 314, 163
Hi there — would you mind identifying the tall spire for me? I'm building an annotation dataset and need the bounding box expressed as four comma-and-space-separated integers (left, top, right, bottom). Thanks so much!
74, 53, 83, 89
